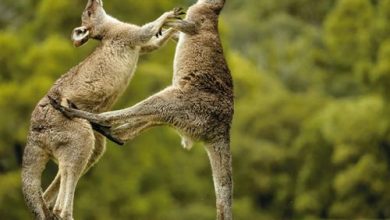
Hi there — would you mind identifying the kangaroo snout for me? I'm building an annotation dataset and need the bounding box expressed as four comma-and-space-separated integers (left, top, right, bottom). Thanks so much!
72, 26, 90, 47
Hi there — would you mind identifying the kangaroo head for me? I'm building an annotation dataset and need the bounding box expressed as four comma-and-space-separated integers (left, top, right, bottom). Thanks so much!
196, 0, 225, 14
72, 0, 108, 47
186, 1, 223, 31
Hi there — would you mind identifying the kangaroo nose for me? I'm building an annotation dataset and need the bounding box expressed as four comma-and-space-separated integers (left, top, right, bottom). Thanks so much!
75, 27, 87, 35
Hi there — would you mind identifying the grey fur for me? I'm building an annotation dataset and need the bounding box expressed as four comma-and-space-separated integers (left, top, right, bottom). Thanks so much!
21, 0, 181, 219
51, 0, 233, 219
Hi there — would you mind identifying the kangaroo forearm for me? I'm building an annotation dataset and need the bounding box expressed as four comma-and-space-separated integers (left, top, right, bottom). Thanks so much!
140, 28, 177, 54
136, 7, 184, 44
137, 12, 171, 44
165, 20, 198, 35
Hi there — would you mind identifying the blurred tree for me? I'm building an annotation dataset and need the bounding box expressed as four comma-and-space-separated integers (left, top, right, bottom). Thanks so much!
324, 0, 374, 67
323, 0, 375, 96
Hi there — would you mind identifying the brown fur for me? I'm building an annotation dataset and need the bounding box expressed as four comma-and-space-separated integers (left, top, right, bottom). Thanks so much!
21, 0, 181, 219
51, 0, 233, 219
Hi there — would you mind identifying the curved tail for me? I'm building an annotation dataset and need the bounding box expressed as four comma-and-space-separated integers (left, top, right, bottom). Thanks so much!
22, 143, 53, 220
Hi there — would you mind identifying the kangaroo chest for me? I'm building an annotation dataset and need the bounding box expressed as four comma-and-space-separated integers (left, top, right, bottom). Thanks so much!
61, 46, 140, 112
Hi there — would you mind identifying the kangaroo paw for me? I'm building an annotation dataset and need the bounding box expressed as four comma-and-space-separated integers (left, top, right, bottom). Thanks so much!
173, 7, 186, 18
91, 122, 124, 146
47, 95, 76, 119
49, 212, 63, 220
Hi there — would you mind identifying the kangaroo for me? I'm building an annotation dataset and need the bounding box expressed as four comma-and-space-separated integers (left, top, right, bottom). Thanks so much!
21, 0, 182, 219
50, 0, 233, 219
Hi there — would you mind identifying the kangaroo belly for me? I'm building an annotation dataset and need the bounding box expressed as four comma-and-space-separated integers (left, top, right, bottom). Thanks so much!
59, 51, 139, 113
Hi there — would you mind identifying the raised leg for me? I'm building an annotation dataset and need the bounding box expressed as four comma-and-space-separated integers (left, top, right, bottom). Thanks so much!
49, 87, 179, 129
111, 119, 158, 142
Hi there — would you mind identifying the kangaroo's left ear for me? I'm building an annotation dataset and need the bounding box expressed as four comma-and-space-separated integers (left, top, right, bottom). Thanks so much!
85, 0, 103, 11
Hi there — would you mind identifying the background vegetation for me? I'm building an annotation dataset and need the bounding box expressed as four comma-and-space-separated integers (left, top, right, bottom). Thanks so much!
1, 0, 390, 219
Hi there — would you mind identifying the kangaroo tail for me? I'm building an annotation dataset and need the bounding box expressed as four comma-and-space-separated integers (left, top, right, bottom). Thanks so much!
21, 143, 53, 220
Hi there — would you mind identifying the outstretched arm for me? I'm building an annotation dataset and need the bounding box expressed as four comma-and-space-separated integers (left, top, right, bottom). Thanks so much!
164, 20, 198, 35
140, 28, 178, 54
137, 7, 185, 44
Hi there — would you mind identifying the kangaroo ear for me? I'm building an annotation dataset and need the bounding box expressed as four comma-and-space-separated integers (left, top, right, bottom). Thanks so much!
85, 0, 103, 11
72, 26, 90, 47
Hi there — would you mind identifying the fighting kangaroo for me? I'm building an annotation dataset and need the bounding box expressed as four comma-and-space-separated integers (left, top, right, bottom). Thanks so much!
50, 0, 233, 219
21, 0, 182, 219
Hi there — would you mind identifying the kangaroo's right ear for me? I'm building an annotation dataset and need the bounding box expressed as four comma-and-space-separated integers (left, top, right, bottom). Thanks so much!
72, 26, 90, 47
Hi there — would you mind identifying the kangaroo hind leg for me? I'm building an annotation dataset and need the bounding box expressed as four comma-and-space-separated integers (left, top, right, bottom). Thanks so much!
44, 133, 102, 213
43, 172, 60, 210
52, 128, 95, 220
98, 87, 186, 142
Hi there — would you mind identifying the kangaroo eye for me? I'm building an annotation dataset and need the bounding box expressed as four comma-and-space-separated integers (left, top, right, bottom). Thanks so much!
87, 11, 92, 17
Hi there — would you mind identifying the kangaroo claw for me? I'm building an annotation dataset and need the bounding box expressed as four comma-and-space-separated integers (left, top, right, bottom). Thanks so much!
47, 95, 75, 119
155, 29, 163, 37
173, 7, 185, 19
91, 122, 124, 146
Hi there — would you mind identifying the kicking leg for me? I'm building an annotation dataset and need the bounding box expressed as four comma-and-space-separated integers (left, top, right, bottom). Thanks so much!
110, 119, 160, 142
49, 87, 180, 129
52, 87, 191, 143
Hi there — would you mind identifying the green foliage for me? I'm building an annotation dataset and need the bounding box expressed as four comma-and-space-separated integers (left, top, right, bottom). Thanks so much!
0, 172, 30, 219
1, 0, 390, 219
371, 40, 390, 94
324, 0, 375, 67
